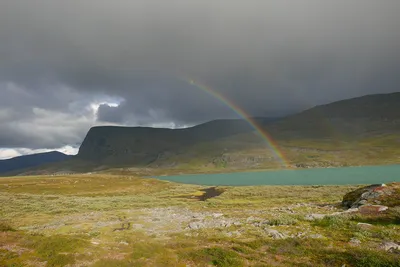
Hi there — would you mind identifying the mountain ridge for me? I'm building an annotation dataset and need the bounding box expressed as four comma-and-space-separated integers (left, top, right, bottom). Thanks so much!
0, 151, 71, 174
5, 92, 400, 175
75, 92, 400, 169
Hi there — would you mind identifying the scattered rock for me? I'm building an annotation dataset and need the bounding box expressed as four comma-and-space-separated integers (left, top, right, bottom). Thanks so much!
309, 234, 325, 239
349, 238, 361, 246
304, 214, 326, 221
342, 183, 399, 209
188, 222, 203, 230
339, 208, 359, 214
222, 221, 232, 228
358, 205, 388, 215
357, 222, 373, 230
246, 216, 256, 223
187, 217, 239, 230
265, 229, 288, 239
379, 242, 400, 252
295, 232, 306, 238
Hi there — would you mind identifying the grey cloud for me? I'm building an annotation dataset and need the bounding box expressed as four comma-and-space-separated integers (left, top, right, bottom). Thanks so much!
0, 0, 399, 149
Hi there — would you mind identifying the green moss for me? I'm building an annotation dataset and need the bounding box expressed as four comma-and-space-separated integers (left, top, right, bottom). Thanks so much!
349, 249, 400, 267
129, 242, 165, 260
313, 215, 351, 229
47, 254, 76, 267
0, 221, 15, 232
189, 247, 243, 267
0, 249, 24, 267
91, 259, 133, 267
30, 235, 88, 266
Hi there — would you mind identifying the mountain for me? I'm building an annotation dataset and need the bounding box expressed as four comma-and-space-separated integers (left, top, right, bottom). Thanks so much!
74, 92, 400, 171
76, 118, 278, 165
270, 92, 400, 138
0, 151, 71, 174
8, 92, 400, 176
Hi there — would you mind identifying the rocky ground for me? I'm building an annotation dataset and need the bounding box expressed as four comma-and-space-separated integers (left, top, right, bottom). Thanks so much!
0, 175, 399, 266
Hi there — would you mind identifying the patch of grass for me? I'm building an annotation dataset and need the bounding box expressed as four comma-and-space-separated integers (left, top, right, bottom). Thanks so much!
126, 240, 186, 266
263, 238, 400, 267
0, 175, 171, 196
30, 235, 88, 266
188, 247, 243, 267
47, 254, 76, 267
350, 249, 400, 267
350, 208, 400, 225
91, 259, 133, 267
0, 221, 15, 232
130, 242, 165, 260
313, 215, 351, 229
0, 249, 25, 267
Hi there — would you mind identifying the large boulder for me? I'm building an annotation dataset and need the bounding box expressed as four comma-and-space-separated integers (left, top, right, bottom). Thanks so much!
342, 183, 400, 209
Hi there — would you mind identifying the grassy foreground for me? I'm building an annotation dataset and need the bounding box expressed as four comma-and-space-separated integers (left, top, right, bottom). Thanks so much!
0, 174, 399, 266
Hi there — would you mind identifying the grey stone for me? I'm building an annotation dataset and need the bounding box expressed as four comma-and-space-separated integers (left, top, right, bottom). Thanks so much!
246, 216, 256, 223
359, 205, 388, 215
349, 238, 361, 246
188, 222, 203, 230
357, 222, 373, 230
342, 184, 392, 208
379, 242, 400, 252
304, 214, 326, 221
309, 234, 325, 239
265, 229, 288, 239
223, 221, 232, 228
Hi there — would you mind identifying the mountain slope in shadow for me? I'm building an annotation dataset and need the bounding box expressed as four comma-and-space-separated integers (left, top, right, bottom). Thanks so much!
0, 151, 71, 174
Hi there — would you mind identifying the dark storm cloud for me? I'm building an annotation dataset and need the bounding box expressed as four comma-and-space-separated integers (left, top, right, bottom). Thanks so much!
0, 0, 399, 151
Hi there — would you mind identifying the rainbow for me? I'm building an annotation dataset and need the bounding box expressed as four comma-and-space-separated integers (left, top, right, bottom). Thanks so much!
181, 77, 290, 167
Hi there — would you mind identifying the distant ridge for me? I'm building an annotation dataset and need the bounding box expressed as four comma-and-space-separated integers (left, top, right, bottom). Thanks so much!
0, 151, 71, 174
271, 92, 400, 138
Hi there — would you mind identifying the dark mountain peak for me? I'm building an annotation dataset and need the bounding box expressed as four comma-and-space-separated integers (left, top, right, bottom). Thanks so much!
76, 118, 264, 163
0, 151, 71, 174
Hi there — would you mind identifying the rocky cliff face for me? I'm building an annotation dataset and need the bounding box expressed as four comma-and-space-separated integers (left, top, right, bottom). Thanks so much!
76, 119, 260, 165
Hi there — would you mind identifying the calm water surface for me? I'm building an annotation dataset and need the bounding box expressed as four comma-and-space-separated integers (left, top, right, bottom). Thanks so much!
156, 165, 400, 186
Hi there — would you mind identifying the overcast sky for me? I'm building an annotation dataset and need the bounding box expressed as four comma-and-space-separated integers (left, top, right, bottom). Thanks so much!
0, 0, 399, 159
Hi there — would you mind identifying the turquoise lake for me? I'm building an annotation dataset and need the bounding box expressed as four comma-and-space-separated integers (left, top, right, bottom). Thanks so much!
156, 165, 400, 186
